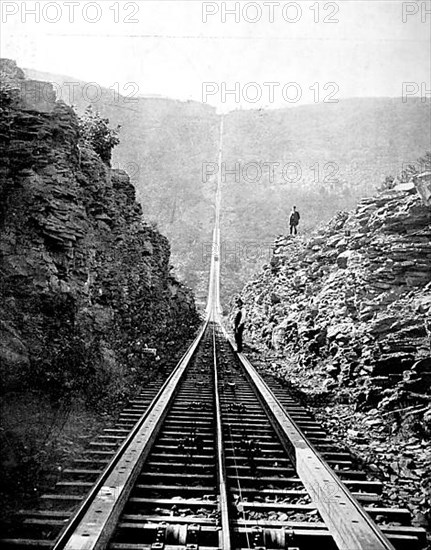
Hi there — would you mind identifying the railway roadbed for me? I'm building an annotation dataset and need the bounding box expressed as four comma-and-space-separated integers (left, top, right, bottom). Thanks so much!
1, 322, 427, 550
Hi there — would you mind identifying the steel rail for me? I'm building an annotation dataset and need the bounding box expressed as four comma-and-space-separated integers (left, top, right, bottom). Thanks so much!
211, 321, 232, 550
52, 319, 209, 550
219, 324, 396, 550
205, 115, 223, 318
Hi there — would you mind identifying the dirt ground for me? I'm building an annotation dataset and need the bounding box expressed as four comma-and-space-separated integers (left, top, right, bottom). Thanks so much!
0, 390, 114, 527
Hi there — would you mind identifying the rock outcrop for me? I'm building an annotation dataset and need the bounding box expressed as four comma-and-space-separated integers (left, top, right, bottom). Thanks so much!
0, 59, 200, 400
24, 68, 431, 305
239, 175, 431, 410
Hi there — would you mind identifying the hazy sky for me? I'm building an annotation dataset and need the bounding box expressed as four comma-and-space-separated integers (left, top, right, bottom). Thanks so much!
1, 0, 430, 110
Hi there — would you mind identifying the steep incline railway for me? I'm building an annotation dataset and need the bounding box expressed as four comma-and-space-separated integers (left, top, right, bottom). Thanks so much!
1, 322, 426, 550
1, 118, 427, 550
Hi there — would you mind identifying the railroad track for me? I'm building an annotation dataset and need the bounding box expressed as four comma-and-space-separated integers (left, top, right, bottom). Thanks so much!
2, 118, 427, 549
1, 321, 426, 550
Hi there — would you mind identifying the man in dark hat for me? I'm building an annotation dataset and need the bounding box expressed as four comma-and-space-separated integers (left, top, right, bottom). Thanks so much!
289, 205, 300, 235
234, 297, 246, 353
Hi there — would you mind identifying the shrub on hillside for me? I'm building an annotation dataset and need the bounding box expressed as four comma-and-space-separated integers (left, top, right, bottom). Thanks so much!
77, 106, 120, 164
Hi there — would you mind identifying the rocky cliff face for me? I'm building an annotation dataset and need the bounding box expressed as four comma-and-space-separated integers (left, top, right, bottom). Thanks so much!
24, 68, 431, 306
240, 177, 431, 411
0, 59, 200, 403
23, 66, 219, 302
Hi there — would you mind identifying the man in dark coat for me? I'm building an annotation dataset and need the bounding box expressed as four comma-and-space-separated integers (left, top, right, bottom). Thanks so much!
234, 297, 246, 353
289, 205, 300, 235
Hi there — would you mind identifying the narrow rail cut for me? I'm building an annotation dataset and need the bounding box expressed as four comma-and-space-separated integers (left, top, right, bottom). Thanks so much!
2, 117, 425, 550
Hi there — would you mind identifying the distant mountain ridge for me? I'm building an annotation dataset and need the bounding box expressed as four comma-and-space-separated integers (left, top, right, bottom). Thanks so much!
22, 66, 431, 304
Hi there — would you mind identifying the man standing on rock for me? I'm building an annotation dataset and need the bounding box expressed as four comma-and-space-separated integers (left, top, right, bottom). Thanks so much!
234, 297, 246, 353
289, 206, 301, 235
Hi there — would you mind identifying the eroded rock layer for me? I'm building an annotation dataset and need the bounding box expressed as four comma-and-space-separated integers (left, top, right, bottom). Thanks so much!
241, 179, 431, 409
0, 59, 200, 401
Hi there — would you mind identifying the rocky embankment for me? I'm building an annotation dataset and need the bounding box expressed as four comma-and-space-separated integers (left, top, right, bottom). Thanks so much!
242, 179, 431, 407
238, 174, 431, 532
0, 59, 200, 511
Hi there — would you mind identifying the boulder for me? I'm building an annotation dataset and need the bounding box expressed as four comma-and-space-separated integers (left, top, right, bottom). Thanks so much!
327, 322, 355, 341
271, 318, 296, 350
336, 250, 360, 269
413, 173, 431, 206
